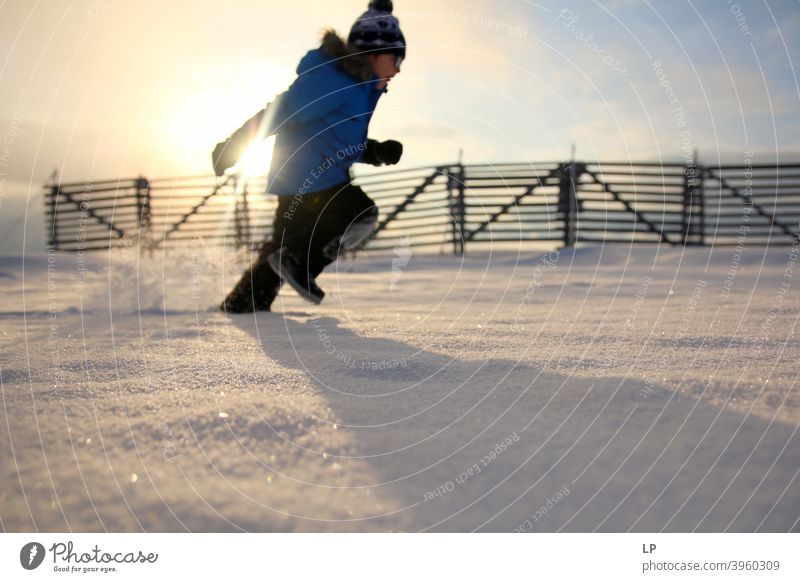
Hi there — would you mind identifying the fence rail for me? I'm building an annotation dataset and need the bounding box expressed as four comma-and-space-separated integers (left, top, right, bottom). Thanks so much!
44, 160, 800, 254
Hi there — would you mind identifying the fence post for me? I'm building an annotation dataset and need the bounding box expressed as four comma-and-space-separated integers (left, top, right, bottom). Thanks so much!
559, 162, 578, 247
241, 180, 251, 249
48, 184, 59, 250
682, 154, 704, 246
447, 164, 466, 256
457, 163, 466, 255
447, 168, 457, 255
231, 176, 253, 250
135, 177, 151, 251
232, 175, 242, 249
682, 159, 691, 245
698, 164, 705, 246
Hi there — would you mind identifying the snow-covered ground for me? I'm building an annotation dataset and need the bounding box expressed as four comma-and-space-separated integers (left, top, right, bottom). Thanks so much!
1, 242, 799, 532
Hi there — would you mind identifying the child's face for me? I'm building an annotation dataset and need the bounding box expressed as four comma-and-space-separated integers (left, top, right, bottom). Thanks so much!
370, 53, 401, 90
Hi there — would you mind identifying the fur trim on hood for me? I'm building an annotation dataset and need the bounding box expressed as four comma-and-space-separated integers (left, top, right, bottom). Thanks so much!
320, 30, 375, 83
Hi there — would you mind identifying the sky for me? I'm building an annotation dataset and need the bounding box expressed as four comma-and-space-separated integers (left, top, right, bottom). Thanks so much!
1, 0, 799, 252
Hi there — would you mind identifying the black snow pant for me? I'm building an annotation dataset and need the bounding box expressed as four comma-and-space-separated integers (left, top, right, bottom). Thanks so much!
272, 181, 378, 275
224, 182, 377, 309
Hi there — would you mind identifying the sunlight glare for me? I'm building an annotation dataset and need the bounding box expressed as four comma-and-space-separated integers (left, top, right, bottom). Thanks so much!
236, 135, 275, 178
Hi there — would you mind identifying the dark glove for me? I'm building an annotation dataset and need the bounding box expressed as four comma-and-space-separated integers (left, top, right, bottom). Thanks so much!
212, 139, 237, 177
211, 108, 266, 176
362, 139, 403, 166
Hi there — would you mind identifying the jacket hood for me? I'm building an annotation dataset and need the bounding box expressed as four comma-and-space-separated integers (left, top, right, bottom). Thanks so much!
296, 30, 376, 83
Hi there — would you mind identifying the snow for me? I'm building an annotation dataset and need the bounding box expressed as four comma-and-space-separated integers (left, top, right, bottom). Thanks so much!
1, 242, 799, 532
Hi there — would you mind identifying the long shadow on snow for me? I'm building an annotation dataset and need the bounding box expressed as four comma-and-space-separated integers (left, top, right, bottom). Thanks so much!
231, 313, 800, 532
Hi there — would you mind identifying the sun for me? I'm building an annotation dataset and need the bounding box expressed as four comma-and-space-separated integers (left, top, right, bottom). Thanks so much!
235, 135, 275, 178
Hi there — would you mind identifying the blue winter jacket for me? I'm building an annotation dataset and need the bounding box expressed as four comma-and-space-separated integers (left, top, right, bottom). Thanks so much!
265, 41, 387, 196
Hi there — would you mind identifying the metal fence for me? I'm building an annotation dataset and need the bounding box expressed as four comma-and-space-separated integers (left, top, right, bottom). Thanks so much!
44, 160, 800, 254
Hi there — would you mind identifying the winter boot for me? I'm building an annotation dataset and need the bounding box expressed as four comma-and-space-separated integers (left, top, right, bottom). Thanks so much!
220, 249, 283, 313
267, 248, 325, 305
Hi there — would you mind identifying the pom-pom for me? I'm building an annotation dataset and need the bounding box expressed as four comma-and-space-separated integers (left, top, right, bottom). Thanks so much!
369, 0, 393, 14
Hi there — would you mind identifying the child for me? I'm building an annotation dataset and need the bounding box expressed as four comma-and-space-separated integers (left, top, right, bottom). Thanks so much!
215, 0, 406, 312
